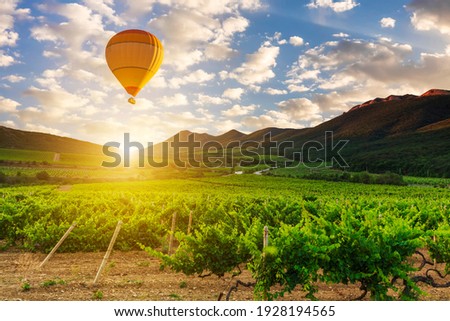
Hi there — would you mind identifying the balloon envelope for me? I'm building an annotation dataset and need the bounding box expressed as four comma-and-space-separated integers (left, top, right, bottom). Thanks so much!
105, 29, 163, 98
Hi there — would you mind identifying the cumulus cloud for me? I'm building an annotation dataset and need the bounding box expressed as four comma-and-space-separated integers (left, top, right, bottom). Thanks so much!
158, 93, 189, 107
289, 36, 304, 46
148, 2, 261, 70
126, 0, 262, 17
380, 17, 396, 28
242, 110, 302, 130
277, 98, 323, 121
226, 43, 280, 86
214, 119, 243, 133
31, 3, 112, 50
2, 74, 25, 82
24, 85, 90, 117
287, 84, 310, 93
83, 0, 126, 26
29, 2, 115, 96
0, 50, 15, 66
194, 94, 230, 106
333, 32, 349, 38
1, 119, 16, 127
169, 69, 215, 88
0, 95, 20, 113
307, 0, 359, 13
221, 104, 257, 117
0, 0, 31, 48
264, 88, 288, 95
222, 87, 244, 100
286, 37, 450, 112
408, 0, 450, 35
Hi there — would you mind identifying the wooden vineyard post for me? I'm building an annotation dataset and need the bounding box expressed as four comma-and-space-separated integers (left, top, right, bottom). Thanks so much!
262, 226, 269, 301
168, 212, 177, 255
433, 234, 437, 266
93, 220, 122, 285
38, 222, 77, 268
263, 226, 269, 248
187, 211, 193, 235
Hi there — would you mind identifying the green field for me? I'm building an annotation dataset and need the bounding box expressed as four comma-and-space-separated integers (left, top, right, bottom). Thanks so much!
1, 174, 449, 300
0, 148, 107, 167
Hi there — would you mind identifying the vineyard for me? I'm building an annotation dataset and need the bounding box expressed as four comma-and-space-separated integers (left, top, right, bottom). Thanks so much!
1, 175, 449, 300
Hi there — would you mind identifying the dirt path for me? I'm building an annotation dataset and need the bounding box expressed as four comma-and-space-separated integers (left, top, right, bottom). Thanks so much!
0, 251, 449, 301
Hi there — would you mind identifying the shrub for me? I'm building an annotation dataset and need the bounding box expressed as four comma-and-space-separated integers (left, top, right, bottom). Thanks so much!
35, 171, 50, 180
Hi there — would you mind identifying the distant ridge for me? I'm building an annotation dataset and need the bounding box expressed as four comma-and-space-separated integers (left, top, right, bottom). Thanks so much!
160, 89, 450, 176
1, 89, 449, 176
421, 89, 450, 97
349, 89, 450, 112
0, 126, 103, 155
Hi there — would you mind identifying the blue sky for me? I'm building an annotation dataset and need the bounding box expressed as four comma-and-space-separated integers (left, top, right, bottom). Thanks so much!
1, 0, 450, 144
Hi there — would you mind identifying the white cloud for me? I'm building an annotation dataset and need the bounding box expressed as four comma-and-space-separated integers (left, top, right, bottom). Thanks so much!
159, 93, 189, 107
127, 0, 262, 17
0, 30, 18, 47
194, 94, 230, 106
169, 69, 215, 88
149, 3, 259, 70
0, 50, 15, 66
289, 36, 304, 47
380, 17, 396, 28
1, 119, 16, 127
204, 43, 237, 61
157, 111, 209, 130
276, 98, 323, 121
242, 110, 302, 130
287, 84, 310, 93
214, 119, 243, 133
25, 86, 90, 114
408, 0, 450, 35
222, 87, 244, 100
196, 107, 214, 119
42, 50, 61, 58
268, 32, 287, 45
221, 104, 257, 117
31, 3, 112, 50
286, 37, 450, 113
30, 2, 115, 92
333, 32, 349, 38
82, 0, 126, 26
2, 74, 25, 82
149, 10, 216, 70
227, 44, 280, 86
307, 0, 359, 13
0, 95, 20, 113
222, 15, 249, 37
264, 88, 288, 95
0, 0, 30, 47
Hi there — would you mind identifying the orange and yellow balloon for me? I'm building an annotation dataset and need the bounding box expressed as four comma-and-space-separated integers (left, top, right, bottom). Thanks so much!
105, 29, 163, 104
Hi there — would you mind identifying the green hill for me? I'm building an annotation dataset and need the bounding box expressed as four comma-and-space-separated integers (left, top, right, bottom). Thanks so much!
1, 89, 449, 176
160, 90, 450, 177
0, 126, 103, 155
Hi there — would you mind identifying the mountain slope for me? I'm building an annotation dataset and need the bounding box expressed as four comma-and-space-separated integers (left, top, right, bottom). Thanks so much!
1, 89, 449, 176
161, 89, 450, 176
289, 94, 450, 142
0, 126, 103, 155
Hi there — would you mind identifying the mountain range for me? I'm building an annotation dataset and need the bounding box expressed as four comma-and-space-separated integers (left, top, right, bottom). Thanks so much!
1, 89, 449, 177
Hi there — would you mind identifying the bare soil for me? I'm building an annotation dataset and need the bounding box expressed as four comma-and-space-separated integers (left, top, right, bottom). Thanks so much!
1, 250, 449, 301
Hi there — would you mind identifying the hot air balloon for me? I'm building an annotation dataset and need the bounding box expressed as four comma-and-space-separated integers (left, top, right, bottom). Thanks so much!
105, 29, 163, 104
